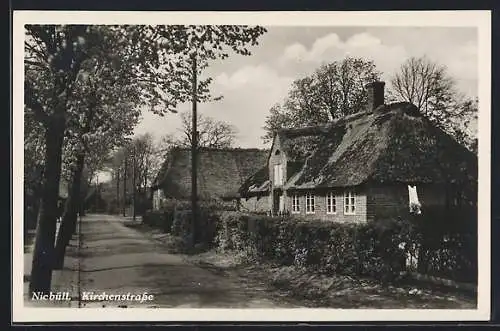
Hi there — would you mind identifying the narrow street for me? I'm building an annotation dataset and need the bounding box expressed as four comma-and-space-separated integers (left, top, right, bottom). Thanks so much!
50, 214, 302, 308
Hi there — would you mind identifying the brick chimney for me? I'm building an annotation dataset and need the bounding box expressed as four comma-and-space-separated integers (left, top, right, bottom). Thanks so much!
365, 81, 385, 111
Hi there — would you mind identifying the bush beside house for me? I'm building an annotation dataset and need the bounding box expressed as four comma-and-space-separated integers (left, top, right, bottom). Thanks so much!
143, 199, 237, 250
142, 199, 476, 284
213, 208, 477, 283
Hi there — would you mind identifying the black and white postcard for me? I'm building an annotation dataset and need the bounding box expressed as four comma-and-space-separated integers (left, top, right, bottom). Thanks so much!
12, 10, 491, 322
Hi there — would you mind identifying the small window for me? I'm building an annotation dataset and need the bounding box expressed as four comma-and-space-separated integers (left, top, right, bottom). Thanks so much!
306, 193, 315, 214
344, 191, 356, 215
326, 192, 336, 214
292, 195, 300, 213
275, 149, 281, 155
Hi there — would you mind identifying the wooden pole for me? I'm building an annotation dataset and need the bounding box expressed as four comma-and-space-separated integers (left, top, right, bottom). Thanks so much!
116, 170, 120, 214
132, 146, 136, 221
95, 175, 99, 213
191, 54, 198, 244
123, 157, 127, 217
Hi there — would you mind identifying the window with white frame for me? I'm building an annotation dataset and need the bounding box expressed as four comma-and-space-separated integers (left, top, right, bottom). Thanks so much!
305, 193, 315, 214
344, 190, 356, 215
292, 195, 300, 213
273, 164, 283, 185
326, 192, 337, 214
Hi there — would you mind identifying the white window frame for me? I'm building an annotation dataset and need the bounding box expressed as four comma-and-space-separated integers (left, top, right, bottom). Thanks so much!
305, 193, 315, 214
326, 192, 337, 214
344, 190, 356, 215
291, 194, 300, 214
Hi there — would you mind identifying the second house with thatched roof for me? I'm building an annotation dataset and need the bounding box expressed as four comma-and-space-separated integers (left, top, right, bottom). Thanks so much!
239, 82, 478, 222
151, 147, 269, 209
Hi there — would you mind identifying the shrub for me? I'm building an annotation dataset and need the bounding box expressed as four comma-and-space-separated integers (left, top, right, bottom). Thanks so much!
142, 210, 175, 233
214, 212, 416, 281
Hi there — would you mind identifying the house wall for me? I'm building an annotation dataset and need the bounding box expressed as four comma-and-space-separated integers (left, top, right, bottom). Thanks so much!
268, 134, 288, 188
366, 184, 409, 221
365, 183, 448, 221
240, 195, 271, 213
152, 189, 165, 210
286, 188, 368, 223
418, 184, 447, 207
269, 134, 289, 214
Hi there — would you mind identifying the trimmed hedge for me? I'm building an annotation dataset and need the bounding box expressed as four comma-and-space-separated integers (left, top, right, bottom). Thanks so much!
143, 199, 476, 283
214, 208, 477, 283
214, 212, 409, 281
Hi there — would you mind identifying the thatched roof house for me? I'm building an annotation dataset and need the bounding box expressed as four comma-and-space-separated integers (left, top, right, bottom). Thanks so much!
152, 147, 269, 202
240, 81, 477, 221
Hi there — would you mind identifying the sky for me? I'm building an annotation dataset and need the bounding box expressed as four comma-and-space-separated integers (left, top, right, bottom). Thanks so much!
134, 26, 478, 150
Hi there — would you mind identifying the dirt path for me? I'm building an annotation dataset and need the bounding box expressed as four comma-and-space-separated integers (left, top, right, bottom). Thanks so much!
24, 214, 476, 309
64, 214, 303, 308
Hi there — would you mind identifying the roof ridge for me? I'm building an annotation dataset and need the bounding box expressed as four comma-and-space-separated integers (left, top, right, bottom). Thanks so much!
172, 147, 269, 152
277, 110, 375, 137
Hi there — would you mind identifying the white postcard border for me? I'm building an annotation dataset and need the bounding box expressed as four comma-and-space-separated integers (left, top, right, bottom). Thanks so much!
12, 10, 491, 322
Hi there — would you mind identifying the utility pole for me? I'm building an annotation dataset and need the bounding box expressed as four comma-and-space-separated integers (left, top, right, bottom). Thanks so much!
191, 53, 198, 244
132, 145, 136, 221
95, 175, 99, 213
123, 156, 127, 217
116, 170, 120, 215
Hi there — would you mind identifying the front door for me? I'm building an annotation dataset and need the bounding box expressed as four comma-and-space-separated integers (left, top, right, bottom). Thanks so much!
273, 191, 284, 215
279, 195, 284, 212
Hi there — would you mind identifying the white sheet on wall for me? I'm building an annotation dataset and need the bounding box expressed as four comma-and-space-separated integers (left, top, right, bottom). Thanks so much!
408, 185, 422, 214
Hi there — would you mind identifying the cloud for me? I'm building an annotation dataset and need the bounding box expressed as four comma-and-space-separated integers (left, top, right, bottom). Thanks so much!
278, 32, 409, 90
134, 28, 478, 151
135, 65, 293, 149
206, 65, 293, 148
279, 30, 477, 97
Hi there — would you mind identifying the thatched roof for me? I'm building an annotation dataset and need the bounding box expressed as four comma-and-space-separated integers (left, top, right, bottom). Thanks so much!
240, 102, 477, 194
238, 166, 270, 196
152, 147, 269, 200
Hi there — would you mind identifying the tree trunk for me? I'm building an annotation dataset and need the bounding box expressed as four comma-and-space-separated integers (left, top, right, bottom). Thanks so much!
53, 153, 85, 270
29, 119, 65, 295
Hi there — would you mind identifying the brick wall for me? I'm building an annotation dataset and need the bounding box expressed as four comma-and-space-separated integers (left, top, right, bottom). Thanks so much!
366, 183, 447, 221
366, 184, 409, 221
286, 188, 368, 223
241, 183, 448, 222
240, 195, 271, 213
418, 183, 447, 207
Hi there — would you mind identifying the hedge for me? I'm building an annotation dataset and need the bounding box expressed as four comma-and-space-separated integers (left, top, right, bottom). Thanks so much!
143, 200, 476, 283
214, 208, 477, 283
143, 199, 235, 249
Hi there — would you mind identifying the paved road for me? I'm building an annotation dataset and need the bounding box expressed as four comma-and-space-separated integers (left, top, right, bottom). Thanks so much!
71, 214, 300, 308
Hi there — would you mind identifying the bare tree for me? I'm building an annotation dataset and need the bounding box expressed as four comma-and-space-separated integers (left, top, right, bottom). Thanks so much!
389, 56, 478, 152
176, 111, 237, 148
390, 56, 455, 115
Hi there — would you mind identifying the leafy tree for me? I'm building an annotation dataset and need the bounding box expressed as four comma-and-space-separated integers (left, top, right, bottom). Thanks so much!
25, 24, 266, 293
24, 110, 46, 231
262, 56, 380, 143
25, 25, 100, 294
